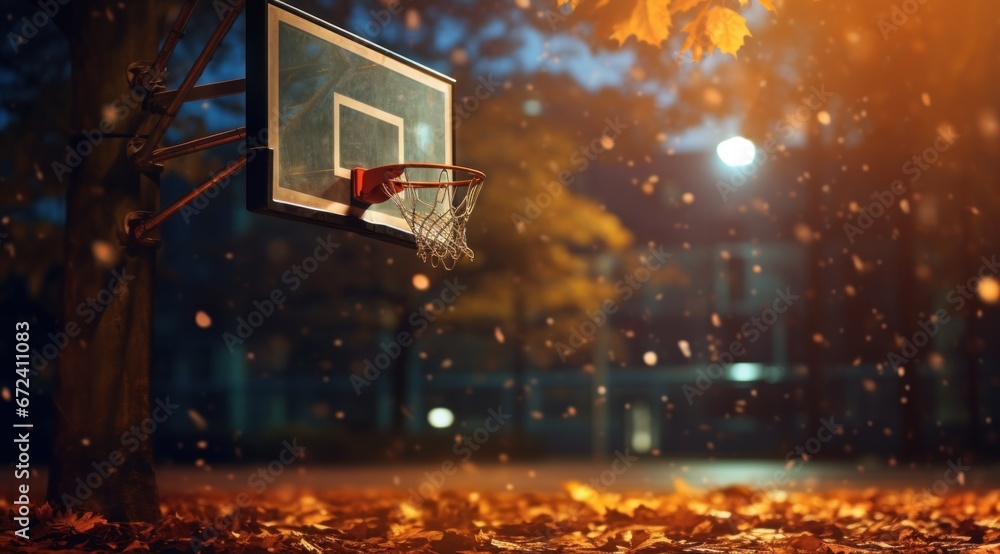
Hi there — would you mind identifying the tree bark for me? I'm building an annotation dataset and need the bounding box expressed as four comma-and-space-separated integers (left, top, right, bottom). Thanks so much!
48, 1, 164, 521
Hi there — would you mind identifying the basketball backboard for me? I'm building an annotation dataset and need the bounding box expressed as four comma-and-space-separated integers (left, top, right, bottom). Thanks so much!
246, 0, 454, 247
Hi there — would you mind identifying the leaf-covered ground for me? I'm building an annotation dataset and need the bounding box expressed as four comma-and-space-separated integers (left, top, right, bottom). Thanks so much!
2, 481, 999, 553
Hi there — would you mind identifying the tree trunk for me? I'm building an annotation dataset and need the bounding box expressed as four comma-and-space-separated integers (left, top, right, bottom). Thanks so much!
48, 1, 164, 521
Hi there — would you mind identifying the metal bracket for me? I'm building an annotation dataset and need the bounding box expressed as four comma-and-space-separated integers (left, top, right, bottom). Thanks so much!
124, 211, 161, 250
127, 60, 166, 98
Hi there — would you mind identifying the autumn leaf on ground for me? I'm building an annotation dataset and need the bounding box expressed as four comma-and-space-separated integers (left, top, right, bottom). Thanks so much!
50, 511, 108, 533
610, 0, 672, 46
705, 6, 752, 57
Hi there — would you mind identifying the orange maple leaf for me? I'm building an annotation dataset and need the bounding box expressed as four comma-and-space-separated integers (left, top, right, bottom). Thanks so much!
705, 6, 752, 58
610, 0, 673, 46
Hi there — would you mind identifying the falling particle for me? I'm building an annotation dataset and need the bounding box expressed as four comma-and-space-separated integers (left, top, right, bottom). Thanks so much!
703, 87, 723, 106
531, 411, 543, 420
793, 223, 813, 244
247, 352, 255, 360
844, 285, 857, 297
978, 277, 999, 304
597, 385, 606, 395
643, 351, 658, 366
851, 254, 866, 272
188, 409, 208, 430
506, 483, 514, 491
404, 9, 420, 30
412, 274, 430, 290
599, 135, 615, 150
197, 440, 208, 449
514, 0, 530, 7
678, 340, 692, 359
566, 406, 577, 417
1, 388, 8, 401
710, 313, 721, 328
812, 333, 824, 344
921, 93, 931, 107
225, 252, 234, 260
862, 379, 877, 393
499, 453, 509, 463
899, 198, 910, 214
441, 358, 453, 369
817, 111, 831, 125
195, 311, 212, 328
494, 327, 505, 344
681, 192, 695, 204
81, 438, 91, 446
335, 410, 345, 419
91, 240, 117, 266
752, 264, 762, 274
450, 48, 468, 65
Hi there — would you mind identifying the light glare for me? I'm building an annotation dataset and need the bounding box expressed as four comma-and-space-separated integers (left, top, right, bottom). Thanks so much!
427, 407, 455, 428
717, 136, 756, 167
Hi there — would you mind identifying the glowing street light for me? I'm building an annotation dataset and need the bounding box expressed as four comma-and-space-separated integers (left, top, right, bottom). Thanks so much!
717, 136, 756, 167
427, 407, 455, 428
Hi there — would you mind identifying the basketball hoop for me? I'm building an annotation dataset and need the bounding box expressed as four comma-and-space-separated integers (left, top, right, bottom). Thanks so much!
352, 163, 485, 270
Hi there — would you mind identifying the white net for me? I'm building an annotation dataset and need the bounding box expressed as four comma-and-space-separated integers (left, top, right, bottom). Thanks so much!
381, 167, 485, 270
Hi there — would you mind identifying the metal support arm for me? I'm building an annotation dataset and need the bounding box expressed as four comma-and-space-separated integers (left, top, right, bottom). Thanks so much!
146, 78, 246, 114
131, 0, 246, 168
150, 126, 247, 164
127, 155, 247, 247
